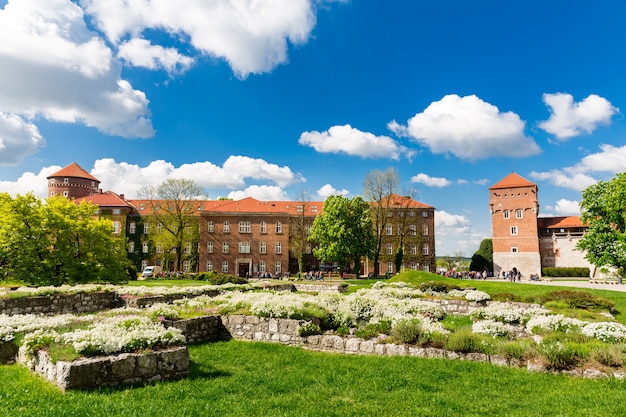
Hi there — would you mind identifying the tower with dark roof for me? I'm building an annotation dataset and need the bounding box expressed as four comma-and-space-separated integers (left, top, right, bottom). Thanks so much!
47, 162, 100, 199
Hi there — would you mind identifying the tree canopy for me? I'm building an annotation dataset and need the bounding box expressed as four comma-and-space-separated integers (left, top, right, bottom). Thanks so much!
469, 239, 493, 272
0, 193, 130, 285
577, 173, 626, 275
308, 195, 376, 273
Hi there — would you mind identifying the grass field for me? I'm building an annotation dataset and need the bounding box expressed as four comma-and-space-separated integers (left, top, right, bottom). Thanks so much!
2, 340, 626, 417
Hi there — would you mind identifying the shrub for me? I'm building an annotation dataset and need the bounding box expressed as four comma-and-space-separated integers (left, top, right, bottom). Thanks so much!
298, 322, 322, 337
491, 292, 522, 303
444, 329, 482, 354
542, 267, 590, 277
590, 344, 625, 368
542, 290, 615, 313
535, 340, 579, 370
498, 339, 533, 361
355, 320, 392, 339
418, 281, 460, 293
390, 319, 424, 344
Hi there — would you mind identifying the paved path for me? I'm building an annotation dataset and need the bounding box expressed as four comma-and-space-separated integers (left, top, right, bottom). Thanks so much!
522, 279, 626, 292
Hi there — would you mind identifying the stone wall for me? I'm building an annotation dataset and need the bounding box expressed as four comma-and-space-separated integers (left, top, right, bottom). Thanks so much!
0, 292, 121, 316
20, 346, 189, 391
0, 341, 18, 364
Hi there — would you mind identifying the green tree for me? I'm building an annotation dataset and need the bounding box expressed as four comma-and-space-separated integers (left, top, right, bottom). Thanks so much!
138, 179, 205, 272
577, 173, 626, 276
0, 194, 129, 285
308, 195, 376, 273
469, 239, 493, 272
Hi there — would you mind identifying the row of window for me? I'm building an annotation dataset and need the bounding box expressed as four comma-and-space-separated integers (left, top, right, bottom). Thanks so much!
207, 220, 287, 234
130, 241, 292, 255
503, 209, 524, 219
384, 224, 427, 236
384, 243, 429, 256
207, 241, 286, 254
205, 260, 283, 274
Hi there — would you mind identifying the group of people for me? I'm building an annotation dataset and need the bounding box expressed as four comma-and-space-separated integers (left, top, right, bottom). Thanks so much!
441, 267, 523, 282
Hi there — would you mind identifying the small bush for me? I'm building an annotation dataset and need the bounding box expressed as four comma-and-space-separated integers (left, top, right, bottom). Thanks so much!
419, 281, 460, 293
590, 344, 625, 368
298, 322, 322, 337
444, 329, 482, 354
498, 339, 533, 361
544, 290, 615, 313
542, 267, 590, 277
355, 320, 392, 339
535, 341, 579, 370
491, 292, 522, 303
390, 319, 423, 344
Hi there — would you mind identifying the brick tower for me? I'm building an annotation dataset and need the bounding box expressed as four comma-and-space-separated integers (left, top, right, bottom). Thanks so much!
489, 172, 541, 278
47, 162, 100, 199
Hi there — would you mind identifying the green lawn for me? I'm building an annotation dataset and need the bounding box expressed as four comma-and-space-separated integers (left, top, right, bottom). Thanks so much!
1, 340, 625, 417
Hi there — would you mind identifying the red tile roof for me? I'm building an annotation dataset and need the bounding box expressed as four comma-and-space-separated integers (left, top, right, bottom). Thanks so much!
76, 190, 134, 208
203, 197, 325, 216
537, 216, 586, 229
489, 172, 535, 190
388, 193, 434, 209
47, 162, 100, 182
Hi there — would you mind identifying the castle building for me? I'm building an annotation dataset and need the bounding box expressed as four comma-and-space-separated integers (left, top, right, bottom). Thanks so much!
489, 172, 593, 278
48, 163, 436, 276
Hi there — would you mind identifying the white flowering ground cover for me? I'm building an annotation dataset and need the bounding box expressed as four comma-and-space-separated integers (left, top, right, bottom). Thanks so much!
3, 280, 626, 373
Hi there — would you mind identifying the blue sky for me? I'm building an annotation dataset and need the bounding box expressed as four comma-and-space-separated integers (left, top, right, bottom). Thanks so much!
1, 0, 626, 257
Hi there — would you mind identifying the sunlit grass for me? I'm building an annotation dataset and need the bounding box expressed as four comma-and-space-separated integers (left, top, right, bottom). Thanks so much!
1, 340, 626, 416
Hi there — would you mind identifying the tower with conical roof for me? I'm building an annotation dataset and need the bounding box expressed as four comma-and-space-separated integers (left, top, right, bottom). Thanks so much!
489, 172, 541, 277
47, 162, 100, 199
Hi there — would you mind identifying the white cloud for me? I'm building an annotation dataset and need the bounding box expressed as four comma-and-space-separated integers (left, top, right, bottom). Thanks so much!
0, 0, 153, 145
9, 157, 303, 199
529, 143, 626, 192
551, 199, 581, 216
434, 210, 487, 257
473, 178, 490, 186
539, 93, 619, 139
221, 156, 303, 188
388, 94, 541, 160
0, 165, 60, 198
316, 184, 350, 198
299, 124, 411, 160
0, 112, 45, 165
226, 185, 289, 201
79, 0, 317, 78
117, 38, 194, 74
410, 173, 452, 188
528, 170, 597, 192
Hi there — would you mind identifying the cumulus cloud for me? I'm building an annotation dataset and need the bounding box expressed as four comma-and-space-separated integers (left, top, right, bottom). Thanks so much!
12, 156, 303, 200
0, 165, 60, 198
0, 112, 46, 165
550, 199, 581, 216
316, 184, 350, 198
529, 143, 626, 192
117, 38, 195, 74
0, 0, 154, 144
226, 185, 289, 201
299, 124, 412, 159
80, 0, 318, 78
388, 94, 541, 160
539, 93, 619, 139
434, 210, 487, 256
410, 173, 452, 188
